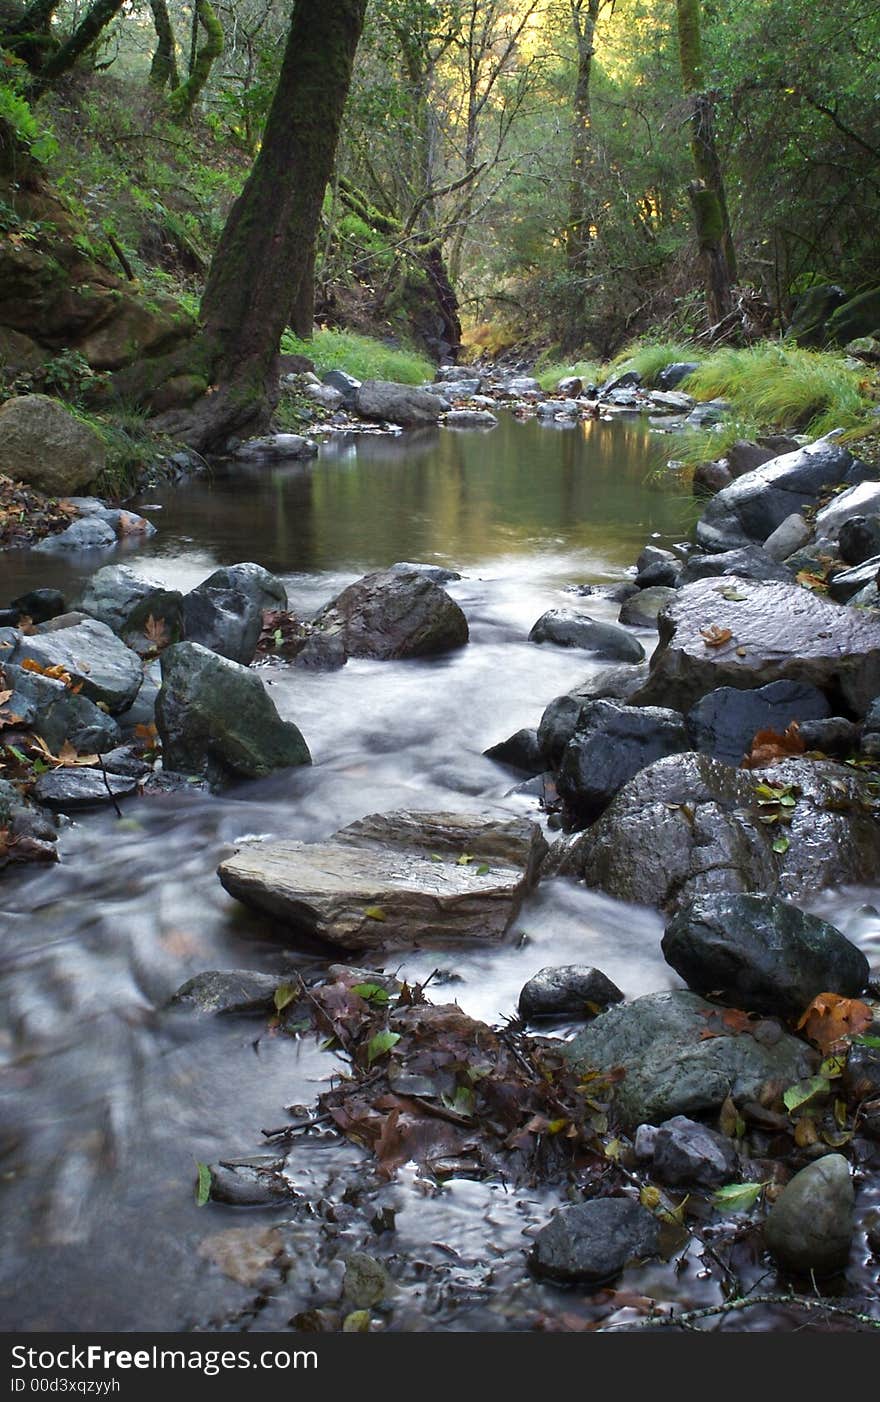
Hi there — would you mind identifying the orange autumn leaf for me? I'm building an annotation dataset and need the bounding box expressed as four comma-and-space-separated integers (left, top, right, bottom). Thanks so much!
797, 993, 873, 1052
700, 625, 733, 648
741, 721, 806, 769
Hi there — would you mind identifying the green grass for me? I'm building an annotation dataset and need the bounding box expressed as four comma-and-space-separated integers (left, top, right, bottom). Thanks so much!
681, 343, 871, 436
608, 339, 705, 387
535, 358, 602, 392
281, 328, 433, 385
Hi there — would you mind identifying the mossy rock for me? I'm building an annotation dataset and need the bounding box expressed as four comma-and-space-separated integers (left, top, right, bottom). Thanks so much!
0, 393, 106, 494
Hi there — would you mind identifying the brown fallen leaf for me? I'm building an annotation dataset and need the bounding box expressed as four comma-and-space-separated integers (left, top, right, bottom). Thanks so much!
700, 625, 733, 648
797, 992, 873, 1052
741, 721, 806, 769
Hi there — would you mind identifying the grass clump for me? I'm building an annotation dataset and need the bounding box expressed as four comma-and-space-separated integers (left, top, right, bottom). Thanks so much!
609, 339, 705, 387
281, 328, 433, 385
535, 357, 602, 392
682, 343, 871, 435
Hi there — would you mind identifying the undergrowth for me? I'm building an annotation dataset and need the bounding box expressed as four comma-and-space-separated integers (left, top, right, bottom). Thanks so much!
682, 344, 872, 436
281, 328, 432, 385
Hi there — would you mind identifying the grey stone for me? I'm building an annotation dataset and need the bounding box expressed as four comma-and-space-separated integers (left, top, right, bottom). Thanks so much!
183, 562, 287, 665
558, 699, 689, 822
169, 970, 284, 1015
302, 382, 343, 411
648, 390, 695, 414
0, 394, 106, 495
484, 727, 545, 775
647, 1116, 739, 1189
518, 965, 623, 1021
78, 565, 182, 641
726, 440, 781, 477
344, 1253, 389, 1308
205, 1157, 295, 1207
657, 362, 700, 391
0, 776, 57, 864
633, 576, 880, 715
763, 514, 813, 562
838, 515, 880, 565
156, 641, 311, 783
693, 460, 734, 497
798, 716, 861, 756
686, 679, 830, 766
528, 1199, 660, 1285
827, 556, 880, 604
556, 376, 583, 396
218, 810, 547, 952
11, 616, 143, 714
636, 545, 678, 574
547, 752, 880, 913
696, 439, 855, 553
618, 587, 677, 629
536, 664, 652, 766
827, 287, 880, 346
686, 399, 731, 427
32, 768, 138, 808
764, 1155, 854, 1275
787, 284, 847, 347
563, 990, 814, 1128
443, 409, 497, 428
32, 517, 117, 553
2, 660, 121, 754
537, 398, 580, 418
232, 434, 318, 461
435, 365, 481, 384
662, 893, 869, 1017
388, 561, 461, 584
528, 610, 645, 662
599, 370, 642, 396
355, 380, 449, 426
437, 381, 482, 402
814, 479, 880, 538
679, 546, 794, 586
322, 369, 361, 403
312, 568, 468, 661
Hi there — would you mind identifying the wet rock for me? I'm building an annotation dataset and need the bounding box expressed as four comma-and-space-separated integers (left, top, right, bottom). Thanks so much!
78, 564, 183, 640
505, 376, 541, 395
231, 433, 318, 461
207, 1157, 295, 1207
529, 1199, 661, 1285
8, 588, 65, 624
0, 394, 106, 495
838, 514, 880, 566
484, 727, 545, 775
1, 660, 122, 754
32, 767, 138, 808
218, 810, 547, 952
556, 376, 583, 397
99, 746, 151, 778
302, 382, 343, 411
678, 545, 793, 586
536, 664, 652, 766
764, 1155, 854, 1275
827, 556, 880, 604
599, 370, 642, 396
636, 545, 678, 574
636, 559, 681, 589
168, 970, 284, 1015
183, 562, 287, 665
641, 1115, 739, 1189
537, 399, 580, 418
322, 369, 361, 404
528, 610, 645, 662
726, 440, 789, 478
695, 439, 855, 553
814, 479, 880, 538
686, 679, 830, 766
355, 380, 449, 426
443, 409, 497, 429
32, 517, 116, 553
662, 893, 869, 1018
648, 390, 695, 414
633, 576, 880, 715
657, 362, 700, 391
547, 752, 880, 912
311, 568, 468, 661
619, 587, 677, 628
798, 716, 860, 756
686, 399, 731, 427
344, 1253, 390, 1308
156, 641, 311, 783
571, 580, 639, 604
763, 513, 813, 563
0, 776, 57, 864
517, 965, 623, 1022
438, 380, 482, 402
11, 616, 143, 714
842, 1041, 880, 1101
388, 561, 461, 584
557, 700, 689, 823
563, 990, 814, 1128
693, 460, 733, 497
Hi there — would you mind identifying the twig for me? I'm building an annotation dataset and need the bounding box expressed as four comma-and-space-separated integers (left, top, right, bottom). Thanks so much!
105, 230, 135, 281
98, 755, 123, 819
293, 973, 356, 1060
597, 1292, 880, 1332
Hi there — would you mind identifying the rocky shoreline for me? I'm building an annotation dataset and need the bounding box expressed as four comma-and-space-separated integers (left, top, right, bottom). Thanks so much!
2, 361, 880, 1329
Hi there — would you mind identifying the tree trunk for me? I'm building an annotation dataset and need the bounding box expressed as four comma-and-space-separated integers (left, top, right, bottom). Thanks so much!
675, 0, 737, 329
167, 0, 222, 122
564, 0, 602, 348
123, 0, 368, 451
148, 0, 179, 92
1, 0, 59, 68
32, 0, 125, 92
290, 239, 315, 338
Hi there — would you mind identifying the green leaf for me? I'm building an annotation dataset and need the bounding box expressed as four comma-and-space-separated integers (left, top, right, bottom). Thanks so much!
273, 628, 283, 647
351, 982, 390, 1004
712, 1181, 766, 1213
476, 864, 490, 876
456, 852, 474, 865
6, 745, 27, 763
449, 1085, 474, 1116
783, 1075, 831, 1112
778, 794, 797, 807
772, 834, 790, 853
430, 853, 443, 862
342, 1310, 370, 1332
819, 1054, 847, 1079
367, 1030, 401, 1064
363, 906, 386, 921
195, 1162, 212, 1207
717, 585, 748, 601
274, 983, 297, 1012
854, 1034, 880, 1048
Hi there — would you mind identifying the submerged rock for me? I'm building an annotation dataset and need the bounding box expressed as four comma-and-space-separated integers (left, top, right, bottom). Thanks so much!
764, 1155, 854, 1276
218, 810, 547, 952
563, 990, 814, 1128
311, 568, 468, 661
662, 893, 869, 1018
528, 610, 645, 662
168, 970, 285, 1015
633, 576, 880, 715
528, 1199, 661, 1285
517, 965, 623, 1022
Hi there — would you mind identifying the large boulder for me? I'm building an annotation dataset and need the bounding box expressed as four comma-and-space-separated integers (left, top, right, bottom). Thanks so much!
695, 439, 856, 553
662, 893, 869, 1018
218, 810, 546, 952
764, 1156, 854, 1275
686, 679, 830, 766
518, 965, 623, 1022
183, 562, 287, 665
1, 659, 121, 754
536, 664, 651, 766
10, 616, 143, 714
528, 610, 645, 662
354, 380, 449, 427
311, 568, 468, 661
528, 1199, 661, 1285
786, 285, 847, 347
633, 576, 880, 715
557, 699, 689, 823
827, 288, 880, 346
155, 641, 311, 783
0, 394, 106, 495
77, 565, 183, 648
563, 990, 814, 1128
814, 479, 880, 539
678, 546, 793, 586
547, 752, 880, 913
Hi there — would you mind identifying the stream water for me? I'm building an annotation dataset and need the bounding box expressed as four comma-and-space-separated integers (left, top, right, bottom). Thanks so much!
1, 413, 878, 1333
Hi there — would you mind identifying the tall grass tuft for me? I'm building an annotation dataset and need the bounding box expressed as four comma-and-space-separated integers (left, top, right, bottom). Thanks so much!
682, 344, 870, 435
535, 357, 603, 391
609, 339, 705, 387
281, 328, 433, 386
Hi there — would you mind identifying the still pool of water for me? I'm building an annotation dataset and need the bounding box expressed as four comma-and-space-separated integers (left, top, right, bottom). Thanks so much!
1, 414, 877, 1332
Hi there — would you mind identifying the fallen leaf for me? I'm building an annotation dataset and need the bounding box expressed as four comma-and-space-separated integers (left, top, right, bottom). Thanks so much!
713, 1181, 766, 1212
742, 722, 805, 769
700, 625, 733, 648
797, 992, 873, 1052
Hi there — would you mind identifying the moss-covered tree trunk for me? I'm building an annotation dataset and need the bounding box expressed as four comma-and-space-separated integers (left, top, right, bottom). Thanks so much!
122, 0, 368, 451
167, 0, 222, 121
32, 0, 125, 92
675, 0, 737, 330
148, 0, 179, 92
564, 0, 603, 348
1, 0, 59, 68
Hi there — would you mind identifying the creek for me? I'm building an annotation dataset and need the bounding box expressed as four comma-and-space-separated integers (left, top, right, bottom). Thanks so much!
1, 413, 878, 1332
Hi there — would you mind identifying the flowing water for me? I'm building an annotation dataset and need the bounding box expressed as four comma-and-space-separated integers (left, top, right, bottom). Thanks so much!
1, 414, 878, 1333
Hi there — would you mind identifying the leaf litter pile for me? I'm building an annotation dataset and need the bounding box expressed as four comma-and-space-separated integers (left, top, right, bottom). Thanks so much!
0, 474, 78, 549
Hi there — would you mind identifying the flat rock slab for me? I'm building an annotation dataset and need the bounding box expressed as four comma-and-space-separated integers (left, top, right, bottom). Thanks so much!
32, 768, 138, 808
11, 616, 143, 714
634, 576, 880, 715
169, 970, 284, 1016
563, 990, 815, 1128
218, 811, 547, 952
